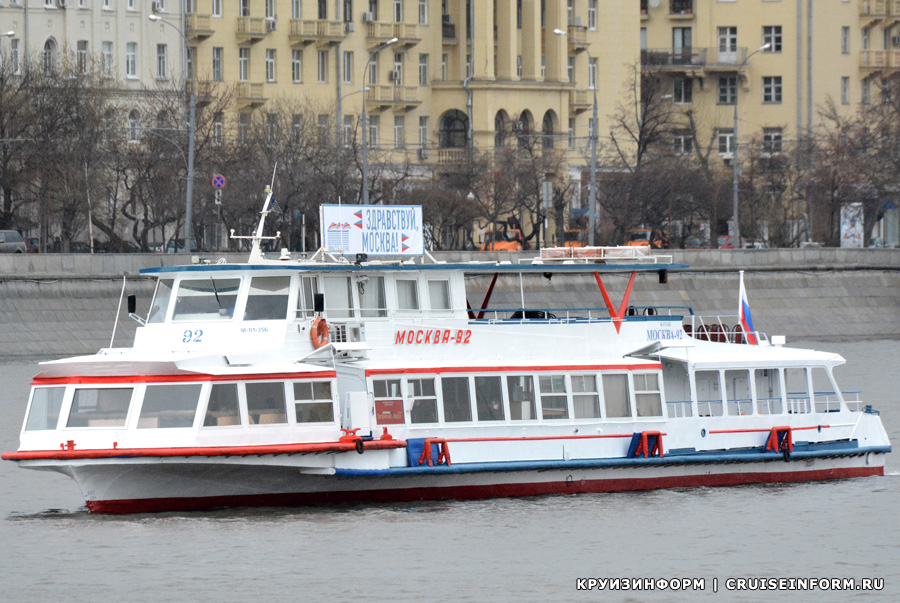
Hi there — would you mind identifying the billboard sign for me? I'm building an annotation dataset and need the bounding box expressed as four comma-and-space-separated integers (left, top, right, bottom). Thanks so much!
320, 204, 424, 256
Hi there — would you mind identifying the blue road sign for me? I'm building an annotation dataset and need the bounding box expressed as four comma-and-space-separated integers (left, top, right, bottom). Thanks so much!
212, 174, 226, 189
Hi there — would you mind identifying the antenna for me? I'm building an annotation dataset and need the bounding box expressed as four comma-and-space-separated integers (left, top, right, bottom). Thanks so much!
269, 163, 278, 190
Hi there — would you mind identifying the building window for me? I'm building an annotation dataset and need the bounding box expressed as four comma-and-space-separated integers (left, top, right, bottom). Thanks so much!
343, 51, 353, 84
567, 56, 574, 83
369, 115, 379, 145
126, 42, 137, 78
239, 113, 250, 143
266, 113, 278, 143
157, 44, 168, 80
568, 117, 575, 149
762, 26, 781, 53
266, 49, 276, 82
841, 76, 850, 105
292, 114, 303, 143
588, 57, 597, 90
242, 0, 251, 17
673, 130, 692, 155
317, 114, 328, 143
100, 41, 112, 77
393, 52, 404, 85
343, 0, 353, 22
567, 0, 574, 26
762, 76, 782, 103
76, 40, 89, 75
239, 47, 249, 81
718, 76, 736, 104
212, 47, 223, 81
419, 53, 428, 86
186, 47, 193, 80
369, 0, 379, 21
517, 55, 522, 78
419, 0, 428, 24
419, 116, 428, 147
517, 0, 523, 29
292, 49, 303, 82
213, 0, 222, 17
441, 53, 447, 80
292, 0, 302, 19
343, 115, 353, 146
394, 0, 403, 22
673, 77, 692, 104
369, 53, 379, 84
717, 128, 734, 155
588, 0, 597, 30
213, 112, 223, 146
862, 77, 870, 104
266, 0, 275, 19
862, 27, 870, 50
394, 115, 405, 148
541, 56, 546, 80
762, 127, 782, 155
128, 110, 141, 142
841, 26, 850, 54
318, 50, 328, 83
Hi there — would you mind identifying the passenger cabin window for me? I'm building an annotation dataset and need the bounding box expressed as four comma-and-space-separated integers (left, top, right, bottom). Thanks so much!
428, 280, 451, 310
67, 388, 133, 428
441, 376, 472, 422
244, 276, 290, 320
246, 382, 288, 424
475, 376, 505, 421
754, 368, 783, 414
539, 375, 569, 420
724, 369, 752, 415
173, 278, 240, 321
634, 373, 663, 417
297, 275, 319, 318
24, 387, 65, 431
571, 374, 601, 419
785, 367, 811, 413
204, 383, 241, 426
322, 276, 355, 319
138, 384, 202, 428
359, 275, 387, 318
373, 378, 404, 424
148, 279, 174, 323
694, 370, 723, 417
409, 378, 438, 423
396, 279, 420, 310
507, 375, 536, 420
662, 361, 692, 417
602, 374, 631, 418
293, 381, 334, 422
811, 367, 839, 412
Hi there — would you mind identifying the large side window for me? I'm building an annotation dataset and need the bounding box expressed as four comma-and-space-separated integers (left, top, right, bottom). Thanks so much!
571, 374, 601, 419
172, 278, 240, 321
475, 376, 505, 421
66, 388, 133, 428
203, 383, 241, 426
138, 384, 202, 428
373, 378, 404, 424
294, 381, 335, 423
441, 376, 472, 422
694, 370, 723, 417
396, 279, 420, 310
724, 369, 751, 415
24, 387, 65, 431
754, 368, 783, 414
634, 373, 663, 417
427, 280, 451, 311
359, 276, 387, 318
602, 374, 632, 418
409, 378, 438, 423
244, 276, 291, 320
322, 276, 355, 319
785, 367, 811, 413
148, 278, 174, 323
246, 382, 288, 424
507, 375, 537, 420
539, 375, 569, 420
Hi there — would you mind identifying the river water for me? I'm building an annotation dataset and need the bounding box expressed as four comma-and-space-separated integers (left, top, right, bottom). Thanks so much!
1, 340, 897, 602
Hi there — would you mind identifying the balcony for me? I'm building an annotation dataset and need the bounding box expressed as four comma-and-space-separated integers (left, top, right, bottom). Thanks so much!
236, 82, 266, 107
564, 26, 589, 52
860, 49, 900, 71
366, 85, 420, 110
443, 22, 457, 43
859, 0, 888, 18
367, 22, 421, 47
288, 20, 346, 46
437, 148, 467, 164
642, 47, 747, 71
185, 13, 214, 41
236, 17, 270, 44
186, 79, 215, 104
669, 0, 694, 19
569, 89, 592, 113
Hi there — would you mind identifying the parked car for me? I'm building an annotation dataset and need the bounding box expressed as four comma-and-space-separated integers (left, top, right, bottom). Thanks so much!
717, 235, 748, 249
625, 228, 669, 249
683, 236, 708, 249
25, 237, 40, 253
0, 230, 27, 253
165, 238, 205, 253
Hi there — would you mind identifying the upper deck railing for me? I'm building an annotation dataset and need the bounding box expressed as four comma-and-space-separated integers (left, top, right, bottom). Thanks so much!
535, 246, 673, 264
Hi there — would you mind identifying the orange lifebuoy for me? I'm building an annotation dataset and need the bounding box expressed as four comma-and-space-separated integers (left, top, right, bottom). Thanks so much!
311, 317, 329, 348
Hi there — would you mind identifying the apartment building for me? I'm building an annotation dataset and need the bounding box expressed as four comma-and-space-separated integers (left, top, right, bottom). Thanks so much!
640, 0, 879, 162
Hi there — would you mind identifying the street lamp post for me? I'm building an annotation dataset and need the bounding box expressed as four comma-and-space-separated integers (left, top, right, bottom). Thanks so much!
149, 14, 196, 254
732, 43, 770, 250
361, 38, 398, 205
554, 29, 596, 246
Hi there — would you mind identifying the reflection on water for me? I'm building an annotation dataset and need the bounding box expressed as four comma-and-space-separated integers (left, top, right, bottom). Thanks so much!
1, 341, 899, 602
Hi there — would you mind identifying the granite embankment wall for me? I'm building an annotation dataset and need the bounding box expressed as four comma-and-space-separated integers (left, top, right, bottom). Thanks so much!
1, 249, 899, 359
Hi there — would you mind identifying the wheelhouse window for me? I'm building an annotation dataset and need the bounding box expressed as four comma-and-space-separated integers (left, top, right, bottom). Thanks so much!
24, 387, 65, 431
475, 376, 505, 421
507, 375, 536, 420
203, 383, 241, 426
602, 374, 631, 418
785, 368, 811, 413
138, 384, 202, 428
293, 381, 334, 423
539, 375, 569, 420
148, 279, 174, 323
173, 278, 240, 321
695, 370, 723, 417
441, 376, 472, 422
409, 378, 438, 423
634, 373, 663, 417
66, 388, 133, 428
297, 275, 319, 318
811, 367, 840, 412
427, 280, 451, 311
359, 276, 387, 318
396, 279, 420, 310
244, 276, 291, 321
571, 375, 601, 419
246, 382, 288, 424
322, 276, 355, 319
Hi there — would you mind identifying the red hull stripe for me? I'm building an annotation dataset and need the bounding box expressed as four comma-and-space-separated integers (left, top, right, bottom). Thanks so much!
1, 439, 405, 461
32, 371, 337, 386
708, 425, 829, 435
365, 363, 661, 376
85, 465, 884, 514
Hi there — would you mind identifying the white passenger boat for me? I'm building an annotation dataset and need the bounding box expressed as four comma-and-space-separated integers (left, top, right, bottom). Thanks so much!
3, 190, 892, 513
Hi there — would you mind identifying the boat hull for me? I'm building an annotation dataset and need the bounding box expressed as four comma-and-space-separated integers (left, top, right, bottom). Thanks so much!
23, 451, 887, 514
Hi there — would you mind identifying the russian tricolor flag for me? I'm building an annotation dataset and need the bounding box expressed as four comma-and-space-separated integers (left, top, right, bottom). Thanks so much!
739, 271, 758, 345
